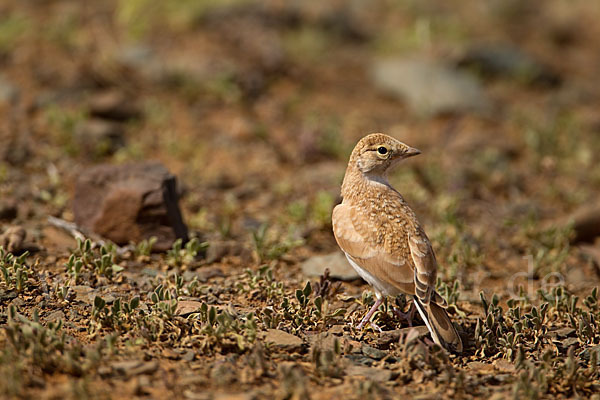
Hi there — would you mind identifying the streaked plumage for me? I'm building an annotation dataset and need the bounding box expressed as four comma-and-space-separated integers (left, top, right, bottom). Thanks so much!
332, 133, 462, 352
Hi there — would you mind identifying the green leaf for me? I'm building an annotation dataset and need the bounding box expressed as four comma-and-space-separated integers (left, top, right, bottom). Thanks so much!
208, 306, 217, 325
112, 264, 124, 273
303, 281, 312, 298
130, 296, 140, 310
94, 296, 106, 310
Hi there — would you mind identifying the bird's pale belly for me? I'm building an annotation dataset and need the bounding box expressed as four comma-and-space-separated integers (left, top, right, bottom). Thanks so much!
343, 253, 402, 298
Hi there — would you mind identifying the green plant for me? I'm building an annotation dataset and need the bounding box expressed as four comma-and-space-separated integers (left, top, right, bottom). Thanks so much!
167, 238, 208, 267
68, 239, 123, 280
90, 295, 141, 336
0, 248, 30, 292
135, 236, 157, 258
251, 224, 304, 263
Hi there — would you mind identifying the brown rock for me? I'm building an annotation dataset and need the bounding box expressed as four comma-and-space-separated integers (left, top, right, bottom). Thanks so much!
264, 329, 303, 352
566, 205, 600, 243
73, 162, 188, 250
176, 300, 205, 317
301, 252, 360, 281
345, 365, 392, 382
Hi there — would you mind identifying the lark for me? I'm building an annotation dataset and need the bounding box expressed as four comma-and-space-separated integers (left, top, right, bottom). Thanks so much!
332, 133, 463, 352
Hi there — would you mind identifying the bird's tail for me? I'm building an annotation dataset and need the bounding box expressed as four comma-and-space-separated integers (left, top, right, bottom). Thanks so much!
413, 296, 463, 353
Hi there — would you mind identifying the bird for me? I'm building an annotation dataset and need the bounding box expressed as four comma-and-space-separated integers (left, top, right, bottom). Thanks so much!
331, 133, 463, 352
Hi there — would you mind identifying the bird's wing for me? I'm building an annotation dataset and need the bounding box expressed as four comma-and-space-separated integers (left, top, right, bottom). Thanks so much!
332, 203, 415, 294
408, 231, 446, 307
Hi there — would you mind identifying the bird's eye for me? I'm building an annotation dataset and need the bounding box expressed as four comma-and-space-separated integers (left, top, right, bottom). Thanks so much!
377, 146, 388, 155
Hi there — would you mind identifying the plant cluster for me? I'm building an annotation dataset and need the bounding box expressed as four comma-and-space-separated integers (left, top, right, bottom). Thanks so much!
0, 248, 31, 292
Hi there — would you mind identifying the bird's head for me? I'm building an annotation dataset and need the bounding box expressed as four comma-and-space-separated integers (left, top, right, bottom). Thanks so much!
349, 133, 421, 175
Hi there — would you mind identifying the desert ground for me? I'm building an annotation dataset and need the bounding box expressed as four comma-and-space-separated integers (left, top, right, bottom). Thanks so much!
1, 1, 600, 399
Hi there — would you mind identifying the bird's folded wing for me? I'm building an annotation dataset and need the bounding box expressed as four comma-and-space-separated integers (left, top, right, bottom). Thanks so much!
332, 204, 414, 291
407, 231, 446, 307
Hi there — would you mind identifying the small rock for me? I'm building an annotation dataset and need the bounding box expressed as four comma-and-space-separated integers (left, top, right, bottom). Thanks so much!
457, 44, 560, 87
328, 325, 345, 335
182, 350, 195, 362
371, 57, 490, 116
362, 345, 387, 360
345, 365, 392, 382
493, 359, 516, 373
375, 326, 429, 347
0, 226, 26, 253
46, 310, 65, 323
560, 337, 580, 349
72, 285, 93, 302
112, 360, 158, 377
73, 162, 188, 250
11, 297, 25, 307
74, 118, 125, 157
564, 204, 600, 243
162, 348, 181, 360
551, 327, 576, 338
301, 252, 359, 281
0, 289, 17, 302
467, 361, 494, 373
264, 329, 303, 352
582, 345, 600, 365
176, 300, 205, 316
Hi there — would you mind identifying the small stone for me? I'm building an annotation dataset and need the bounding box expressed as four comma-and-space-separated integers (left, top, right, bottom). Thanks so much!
182, 350, 195, 362
176, 300, 205, 316
581, 345, 600, 365
328, 325, 345, 335
375, 326, 429, 347
551, 327, 576, 338
560, 337, 580, 349
162, 348, 181, 360
264, 329, 303, 352
72, 285, 93, 302
46, 310, 65, 323
73, 162, 188, 250
362, 345, 387, 360
345, 365, 392, 382
301, 252, 359, 281
112, 360, 158, 376
493, 359, 516, 373
467, 361, 494, 373
11, 297, 25, 307
371, 57, 490, 116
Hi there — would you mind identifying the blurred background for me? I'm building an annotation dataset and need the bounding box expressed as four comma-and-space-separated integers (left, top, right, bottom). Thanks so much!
1, 0, 600, 298
3, 1, 600, 398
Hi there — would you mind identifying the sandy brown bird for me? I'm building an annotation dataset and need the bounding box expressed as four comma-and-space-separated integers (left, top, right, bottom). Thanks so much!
332, 133, 463, 352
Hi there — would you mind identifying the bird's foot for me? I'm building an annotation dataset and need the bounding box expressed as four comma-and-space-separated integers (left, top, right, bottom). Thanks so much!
392, 302, 416, 326
370, 321, 383, 333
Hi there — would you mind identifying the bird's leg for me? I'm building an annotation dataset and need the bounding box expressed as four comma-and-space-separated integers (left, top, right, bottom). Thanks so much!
393, 301, 416, 327
357, 297, 384, 331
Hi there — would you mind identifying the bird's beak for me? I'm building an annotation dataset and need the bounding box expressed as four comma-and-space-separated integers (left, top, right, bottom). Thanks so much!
404, 146, 421, 158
